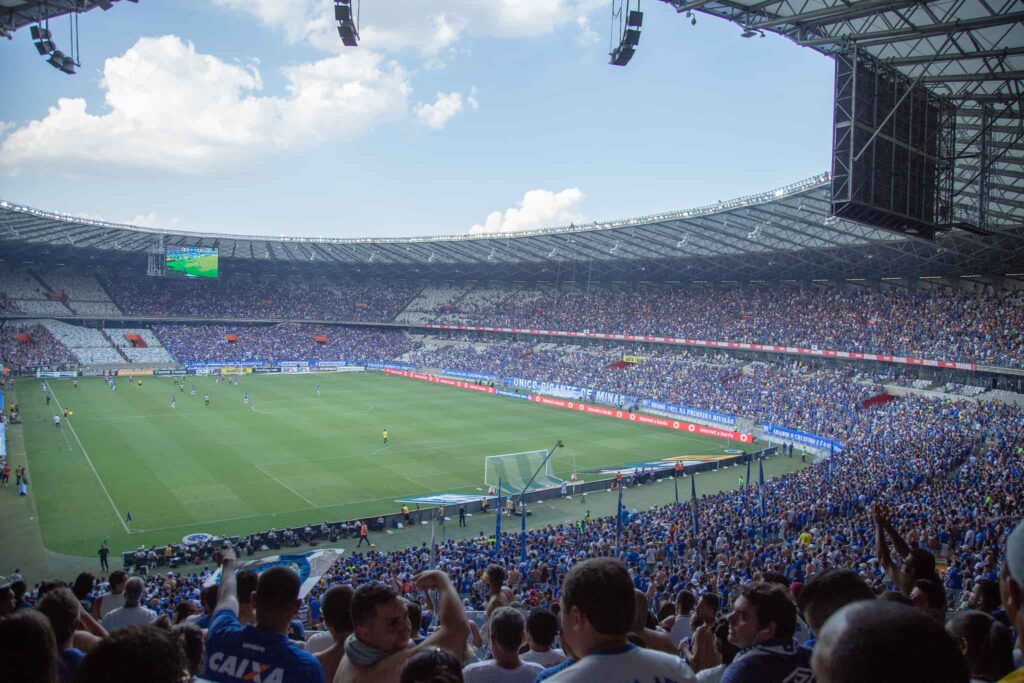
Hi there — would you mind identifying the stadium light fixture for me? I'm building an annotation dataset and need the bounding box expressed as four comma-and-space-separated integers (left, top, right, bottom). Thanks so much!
610, 3, 642, 66
30, 26, 55, 54
335, 0, 359, 47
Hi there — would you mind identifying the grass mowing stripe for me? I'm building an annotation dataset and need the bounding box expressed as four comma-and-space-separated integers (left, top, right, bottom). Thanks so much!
48, 386, 130, 533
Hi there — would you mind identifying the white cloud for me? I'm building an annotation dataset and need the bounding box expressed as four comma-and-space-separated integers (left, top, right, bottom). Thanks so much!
212, 1, 604, 61
0, 35, 411, 174
414, 91, 474, 130
126, 212, 180, 229
469, 188, 585, 234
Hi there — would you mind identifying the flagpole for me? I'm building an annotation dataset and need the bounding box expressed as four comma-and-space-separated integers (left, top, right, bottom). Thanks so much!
615, 478, 624, 559
512, 440, 563, 564
495, 477, 502, 557
429, 509, 437, 569
758, 455, 766, 540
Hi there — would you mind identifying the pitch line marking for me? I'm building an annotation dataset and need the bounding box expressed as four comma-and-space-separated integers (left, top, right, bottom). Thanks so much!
254, 463, 318, 507
48, 387, 131, 534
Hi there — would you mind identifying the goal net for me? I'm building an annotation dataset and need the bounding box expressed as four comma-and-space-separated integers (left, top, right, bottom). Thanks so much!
484, 450, 568, 496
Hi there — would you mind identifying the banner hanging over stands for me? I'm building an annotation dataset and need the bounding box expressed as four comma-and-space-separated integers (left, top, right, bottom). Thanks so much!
642, 399, 737, 426
762, 424, 844, 452
422, 323, 979, 371
383, 368, 752, 443
444, 369, 499, 382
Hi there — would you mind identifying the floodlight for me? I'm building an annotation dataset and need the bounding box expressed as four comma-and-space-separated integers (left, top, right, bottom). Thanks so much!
335, 0, 359, 47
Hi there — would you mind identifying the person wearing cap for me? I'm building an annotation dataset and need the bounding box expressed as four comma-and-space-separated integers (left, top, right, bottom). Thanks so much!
998, 519, 1024, 682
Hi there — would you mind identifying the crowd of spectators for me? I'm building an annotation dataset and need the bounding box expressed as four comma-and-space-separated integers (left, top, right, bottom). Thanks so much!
410, 342, 880, 434
426, 285, 1024, 368
3, 359, 1023, 681
152, 324, 418, 365
103, 275, 419, 323
0, 322, 77, 371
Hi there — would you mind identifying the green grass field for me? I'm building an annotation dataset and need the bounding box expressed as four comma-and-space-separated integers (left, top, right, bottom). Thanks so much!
14, 372, 759, 556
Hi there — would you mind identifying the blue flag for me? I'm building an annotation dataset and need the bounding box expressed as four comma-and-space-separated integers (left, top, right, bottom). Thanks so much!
745, 454, 752, 491
126, 511, 132, 523
520, 497, 528, 564
690, 474, 699, 539
495, 478, 502, 556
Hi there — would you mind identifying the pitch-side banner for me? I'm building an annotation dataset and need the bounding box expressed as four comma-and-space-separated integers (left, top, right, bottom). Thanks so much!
383, 369, 751, 443
203, 549, 343, 598
422, 324, 979, 371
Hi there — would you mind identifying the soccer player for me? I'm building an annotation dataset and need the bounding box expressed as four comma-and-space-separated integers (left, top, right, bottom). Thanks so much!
73, 379, 78, 389
53, 414, 61, 430
243, 392, 249, 405
191, 384, 196, 396
382, 429, 388, 446
316, 384, 320, 397
171, 395, 176, 409
204, 394, 210, 407
45, 393, 51, 406
179, 383, 184, 393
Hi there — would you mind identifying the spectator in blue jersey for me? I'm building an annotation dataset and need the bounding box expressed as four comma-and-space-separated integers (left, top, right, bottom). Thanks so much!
538, 557, 696, 682
203, 547, 324, 683
721, 582, 813, 683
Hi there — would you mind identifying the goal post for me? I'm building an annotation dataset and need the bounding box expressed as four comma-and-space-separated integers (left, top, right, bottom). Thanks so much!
484, 450, 571, 496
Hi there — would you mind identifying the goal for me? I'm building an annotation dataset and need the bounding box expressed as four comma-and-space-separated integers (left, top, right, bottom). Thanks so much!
483, 450, 569, 496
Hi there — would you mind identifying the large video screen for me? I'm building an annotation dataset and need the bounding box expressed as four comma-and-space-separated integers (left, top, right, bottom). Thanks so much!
166, 247, 218, 279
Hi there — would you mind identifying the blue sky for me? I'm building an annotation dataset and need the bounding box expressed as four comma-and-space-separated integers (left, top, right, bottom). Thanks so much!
0, 1, 835, 238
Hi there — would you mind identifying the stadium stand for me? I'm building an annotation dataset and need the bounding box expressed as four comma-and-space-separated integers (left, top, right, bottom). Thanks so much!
102, 274, 419, 322
40, 319, 126, 365
0, 321, 77, 369
105, 328, 176, 364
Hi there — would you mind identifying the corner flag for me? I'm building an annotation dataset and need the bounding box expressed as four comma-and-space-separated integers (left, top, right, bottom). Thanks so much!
126, 511, 132, 523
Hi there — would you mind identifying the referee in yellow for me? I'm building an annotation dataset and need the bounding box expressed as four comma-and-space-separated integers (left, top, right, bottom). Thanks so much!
382, 428, 389, 446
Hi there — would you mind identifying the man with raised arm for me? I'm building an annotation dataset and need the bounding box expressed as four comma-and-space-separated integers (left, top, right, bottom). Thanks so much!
334, 569, 469, 683
203, 547, 324, 683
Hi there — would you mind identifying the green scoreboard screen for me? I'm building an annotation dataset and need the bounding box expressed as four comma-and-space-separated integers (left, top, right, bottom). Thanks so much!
166, 247, 218, 278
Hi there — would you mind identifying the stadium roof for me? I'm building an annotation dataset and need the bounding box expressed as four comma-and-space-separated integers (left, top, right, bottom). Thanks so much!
663, 0, 1023, 234
3, 172, 1023, 282
0, 0, 135, 35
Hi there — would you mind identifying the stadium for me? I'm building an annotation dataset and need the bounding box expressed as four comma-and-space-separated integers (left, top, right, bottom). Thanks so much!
0, 1, 1022, 683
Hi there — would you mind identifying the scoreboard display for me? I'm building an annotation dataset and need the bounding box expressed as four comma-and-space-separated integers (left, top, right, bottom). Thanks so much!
166, 247, 218, 278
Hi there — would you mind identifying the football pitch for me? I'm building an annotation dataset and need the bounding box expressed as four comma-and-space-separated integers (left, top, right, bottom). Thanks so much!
17, 372, 760, 556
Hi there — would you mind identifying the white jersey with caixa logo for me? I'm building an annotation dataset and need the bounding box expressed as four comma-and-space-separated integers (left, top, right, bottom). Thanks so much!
538, 644, 697, 683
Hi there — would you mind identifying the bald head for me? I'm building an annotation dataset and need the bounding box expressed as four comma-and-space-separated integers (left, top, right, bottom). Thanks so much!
812, 601, 967, 683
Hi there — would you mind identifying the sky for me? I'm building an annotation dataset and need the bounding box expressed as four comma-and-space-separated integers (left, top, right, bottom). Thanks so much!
0, 1, 835, 239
